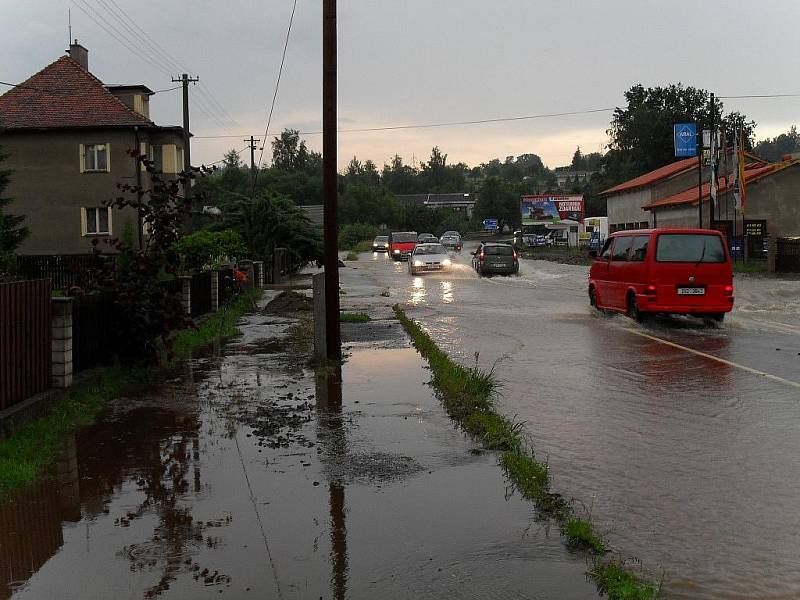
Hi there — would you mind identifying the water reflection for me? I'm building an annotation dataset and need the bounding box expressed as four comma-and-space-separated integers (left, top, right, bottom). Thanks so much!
316, 367, 348, 600
410, 277, 426, 305
441, 281, 454, 304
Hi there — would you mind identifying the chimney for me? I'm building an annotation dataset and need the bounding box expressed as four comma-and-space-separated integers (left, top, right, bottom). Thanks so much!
67, 40, 89, 70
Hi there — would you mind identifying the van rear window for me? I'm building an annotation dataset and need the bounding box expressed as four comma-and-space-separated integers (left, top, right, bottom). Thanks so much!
656, 234, 725, 263
391, 233, 417, 243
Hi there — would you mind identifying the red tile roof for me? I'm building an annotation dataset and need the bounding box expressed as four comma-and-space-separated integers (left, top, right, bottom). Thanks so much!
0, 56, 152, 130
642, 161, 798, 210
601, 156, 699, 196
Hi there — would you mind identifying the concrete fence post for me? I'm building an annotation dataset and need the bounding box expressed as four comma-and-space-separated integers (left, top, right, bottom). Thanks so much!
180, 276, 192, 315
51, 297, 74, 388
210, 270, 219, 312
253, 261, 264, 288
312, 272, 327, 362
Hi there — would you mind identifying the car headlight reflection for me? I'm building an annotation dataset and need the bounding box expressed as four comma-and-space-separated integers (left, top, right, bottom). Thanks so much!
393, 249, 400, 254
413, 260, 424, 267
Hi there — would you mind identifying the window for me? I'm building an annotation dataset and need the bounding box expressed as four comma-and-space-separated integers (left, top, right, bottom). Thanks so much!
656, 234, 725, 263
176, 147, 184, 172
484, 245, 514, 255
600, 238, 614, 259
80, 143, 110, 172
629, 235, 649, 262
611, 236, 633, 261
81, 207, 112, 236
151, 145, 164, 172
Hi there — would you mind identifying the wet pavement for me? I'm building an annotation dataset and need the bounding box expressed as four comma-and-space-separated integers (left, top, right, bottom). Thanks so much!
342, 245, 800, 600
0, 293, 600, 599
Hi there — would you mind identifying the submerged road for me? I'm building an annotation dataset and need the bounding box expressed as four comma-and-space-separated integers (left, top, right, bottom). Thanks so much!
344, 243, 800, 600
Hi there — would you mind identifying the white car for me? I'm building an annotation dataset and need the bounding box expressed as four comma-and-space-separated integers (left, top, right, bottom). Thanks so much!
408, 243, 452, 275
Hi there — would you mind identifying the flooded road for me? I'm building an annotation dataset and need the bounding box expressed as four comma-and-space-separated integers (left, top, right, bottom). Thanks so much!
1, 296, 599, 599
349, 245, 800, 600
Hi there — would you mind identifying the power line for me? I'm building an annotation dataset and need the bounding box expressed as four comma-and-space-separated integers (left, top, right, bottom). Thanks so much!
719, 93, 800, 99
254, 0, 299, 189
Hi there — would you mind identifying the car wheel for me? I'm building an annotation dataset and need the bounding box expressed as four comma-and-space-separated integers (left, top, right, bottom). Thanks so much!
627, 292, 645, 323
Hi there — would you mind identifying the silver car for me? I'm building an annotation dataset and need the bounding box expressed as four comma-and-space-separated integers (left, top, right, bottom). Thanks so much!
408, 243, 451, 275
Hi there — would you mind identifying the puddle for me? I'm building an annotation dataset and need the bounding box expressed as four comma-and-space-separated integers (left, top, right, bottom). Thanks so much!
0, 310, 598, 600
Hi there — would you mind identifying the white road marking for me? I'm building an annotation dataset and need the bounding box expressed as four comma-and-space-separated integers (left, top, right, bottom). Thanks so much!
625, 329, 800, 390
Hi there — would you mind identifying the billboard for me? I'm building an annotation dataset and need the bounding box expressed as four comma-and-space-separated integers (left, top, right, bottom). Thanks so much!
521, 194, 584, 225
674, 123, 697, 157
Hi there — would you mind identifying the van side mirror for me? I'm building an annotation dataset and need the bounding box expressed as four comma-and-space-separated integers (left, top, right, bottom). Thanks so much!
588, 250, 598, 258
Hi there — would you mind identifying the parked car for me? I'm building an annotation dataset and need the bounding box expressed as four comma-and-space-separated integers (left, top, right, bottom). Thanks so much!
418, 233, 438, 244
440, 234, 462, 252
588, 228, 734, 323
471, 242, 519, 275
513, 230, 552, 248
372, 235, 389, 253
389, 231, 418, 261
408, 243, 451, 275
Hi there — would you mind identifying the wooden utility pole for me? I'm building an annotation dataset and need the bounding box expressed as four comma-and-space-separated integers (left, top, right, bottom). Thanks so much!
172, 73, 199, 199
323, 0, 341, 360
245, 135, 260, 200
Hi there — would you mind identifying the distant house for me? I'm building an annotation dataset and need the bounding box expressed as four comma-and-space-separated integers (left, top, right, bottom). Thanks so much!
554, 169, 594, 188
0, 42, 187, 255
300, 205, 324, 228
394, 193, 476, 218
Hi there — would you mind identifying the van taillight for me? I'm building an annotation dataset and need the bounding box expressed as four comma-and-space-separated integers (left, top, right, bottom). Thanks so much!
644, 285, 657, 295
724, 285, 733, 295
513, 251, 518, 260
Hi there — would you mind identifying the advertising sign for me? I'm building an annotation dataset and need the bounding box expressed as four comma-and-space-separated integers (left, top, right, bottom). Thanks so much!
520, 195, 584, 225
674, 123, 697, 157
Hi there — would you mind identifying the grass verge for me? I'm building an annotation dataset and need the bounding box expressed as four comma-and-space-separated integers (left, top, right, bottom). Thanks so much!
340, 312, 371, 323
171, 289, 261, 359
345, 251, 359, 261
0, 366, 149, 496
394, 304, 657, 600
0, 289, 262, 497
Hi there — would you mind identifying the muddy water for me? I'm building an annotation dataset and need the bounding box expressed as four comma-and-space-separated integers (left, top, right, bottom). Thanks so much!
1, 306, 598, 599
349, 248, 800, 600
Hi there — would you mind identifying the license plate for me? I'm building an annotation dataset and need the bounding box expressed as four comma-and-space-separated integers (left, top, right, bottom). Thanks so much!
677, 287, 705, 295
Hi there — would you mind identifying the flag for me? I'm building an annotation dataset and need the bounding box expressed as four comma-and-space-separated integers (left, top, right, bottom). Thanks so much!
732, 130, 741, 211
709, 129, 717, 209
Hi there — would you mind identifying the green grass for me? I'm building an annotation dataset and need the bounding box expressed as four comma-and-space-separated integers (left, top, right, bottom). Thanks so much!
339, 312, 371, 323
351, 240, 375, 253
0, 367, 149, 496
593, 561, 656, 600
0, 290, 262, 497
394, 304, 657, 598
733, 261, 769, 274
345, 251, 359, 261
170, 289, 261, 359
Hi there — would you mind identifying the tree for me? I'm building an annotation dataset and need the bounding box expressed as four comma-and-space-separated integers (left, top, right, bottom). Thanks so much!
606, 83, 755, 184
754, 126, 800, 162
382, 155, 421, 194
472, 177, 519, 232
0, 147, 29, 280
272, 129, 311, 170
571, 147, 584, 170
339, 185, 401, 227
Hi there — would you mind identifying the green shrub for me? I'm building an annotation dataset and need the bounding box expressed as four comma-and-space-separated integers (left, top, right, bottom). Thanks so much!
339, 223, 378, 249
174, 229, 247, 272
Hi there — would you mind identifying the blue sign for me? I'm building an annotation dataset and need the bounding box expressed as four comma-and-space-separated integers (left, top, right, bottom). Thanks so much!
674, 123, 697, 157
483, 218, 498, 231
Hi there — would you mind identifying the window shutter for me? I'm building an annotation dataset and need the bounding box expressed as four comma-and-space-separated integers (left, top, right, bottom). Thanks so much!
80, 207, 87, 236
107, 207, 113, 235
106, 143, 111, 172
139, 142, 147, 172
79, 144, 85, 173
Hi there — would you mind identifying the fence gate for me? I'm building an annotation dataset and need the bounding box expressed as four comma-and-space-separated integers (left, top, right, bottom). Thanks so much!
776, 238, 800, 273
0, 279, 52, 410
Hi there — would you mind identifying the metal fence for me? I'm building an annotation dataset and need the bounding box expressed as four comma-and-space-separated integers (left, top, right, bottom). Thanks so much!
776, 238, 800, 273
71, 292, 116, 374
190, 272, 213, 317
0, 279, 52, 410
16, 254, 116, 289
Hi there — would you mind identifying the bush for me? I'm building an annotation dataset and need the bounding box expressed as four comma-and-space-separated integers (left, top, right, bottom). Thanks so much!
174, 229, 247, 272
339, 223, 378, 249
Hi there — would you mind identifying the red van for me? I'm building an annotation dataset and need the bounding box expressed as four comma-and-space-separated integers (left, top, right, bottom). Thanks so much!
588, 229, 734, 322
389, 231, 418, 261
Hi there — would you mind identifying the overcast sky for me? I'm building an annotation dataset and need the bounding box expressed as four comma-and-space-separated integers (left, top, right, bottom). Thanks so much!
2, 0, 799, 170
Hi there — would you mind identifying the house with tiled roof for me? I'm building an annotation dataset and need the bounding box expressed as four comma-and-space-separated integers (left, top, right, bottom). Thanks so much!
0, 42, 187, 254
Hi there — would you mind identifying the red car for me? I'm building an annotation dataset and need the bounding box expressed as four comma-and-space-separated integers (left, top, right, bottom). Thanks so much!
389, 231, 418, 261
588, 228, 734, 322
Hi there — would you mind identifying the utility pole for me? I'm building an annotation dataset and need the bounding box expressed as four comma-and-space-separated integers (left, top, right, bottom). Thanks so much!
323, 0, 341, 361
710, 92, 716, 227
244, 135, 260, 200
172, 73, 199, 200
